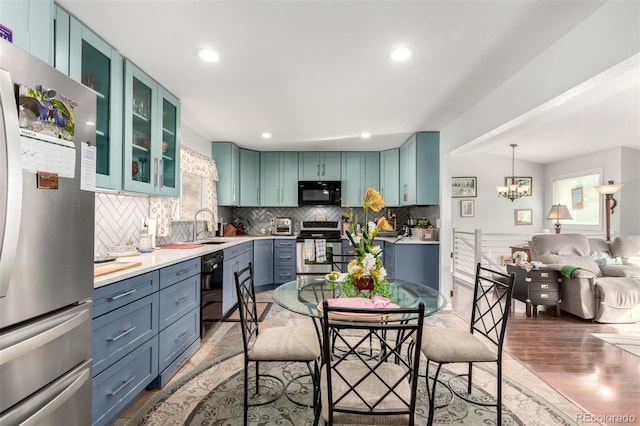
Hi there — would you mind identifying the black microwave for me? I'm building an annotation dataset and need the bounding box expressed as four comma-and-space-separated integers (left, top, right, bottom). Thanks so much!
298, 181, 341, 206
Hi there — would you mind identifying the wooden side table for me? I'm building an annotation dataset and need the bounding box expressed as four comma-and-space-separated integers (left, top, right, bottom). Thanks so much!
507, 264, 562, 317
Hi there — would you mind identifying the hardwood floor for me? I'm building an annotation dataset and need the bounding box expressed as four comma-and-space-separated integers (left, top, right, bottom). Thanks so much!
454, 278, 640, 426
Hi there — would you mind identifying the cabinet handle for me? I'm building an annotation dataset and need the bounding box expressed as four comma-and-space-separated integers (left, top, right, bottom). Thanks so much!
109, 326, 137, 342
109, 375, 136, 397
322, 163, 325, 176
540, 293, 549, 299
175, 331, 189, 342
256, 188, 259, 204
541, 272, 549, 278
525, 277, 532, 282
154, 158, 159, 187
176, 266, 196, 276
232, 184, 236, 203
159, 159, 164, 188
175, 296, 188, 304
541, 284, 549, 289
403, 184, 409, 202
109, 288, 137, 301
317, 164, 320, 176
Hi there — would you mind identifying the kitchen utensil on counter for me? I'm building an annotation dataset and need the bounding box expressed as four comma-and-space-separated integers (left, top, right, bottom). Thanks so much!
138, 232, 153, 252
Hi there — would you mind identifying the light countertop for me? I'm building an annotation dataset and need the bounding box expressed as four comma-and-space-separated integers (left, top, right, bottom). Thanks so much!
94, 234, 437, 288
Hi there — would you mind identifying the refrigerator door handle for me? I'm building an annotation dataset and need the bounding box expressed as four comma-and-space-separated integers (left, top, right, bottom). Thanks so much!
0, 68, 23, 299
0, 306, 91, 365
19, 365, 91, 425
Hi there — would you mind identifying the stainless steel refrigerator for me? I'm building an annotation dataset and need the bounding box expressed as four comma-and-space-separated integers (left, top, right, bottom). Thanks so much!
0, 39, 95, 425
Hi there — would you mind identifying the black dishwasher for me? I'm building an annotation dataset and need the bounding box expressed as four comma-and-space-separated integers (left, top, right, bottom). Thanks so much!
201, 251, 224, 337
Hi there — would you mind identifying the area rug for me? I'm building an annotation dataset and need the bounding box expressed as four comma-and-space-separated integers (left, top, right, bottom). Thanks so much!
591, 332, 640, 357
127, 351, 577, 426
222, 302, 272, 322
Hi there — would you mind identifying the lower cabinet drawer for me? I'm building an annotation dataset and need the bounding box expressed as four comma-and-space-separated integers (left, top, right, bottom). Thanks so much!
158, 275, 200, 331
156, 338, 200, 388
274, 247, 295, 264
158, 308, 200, 372
529, 291, 560, 305
92, 336, 158, 426
273, 265, 296, 284
92, 293, 159, 376
529, 281, 559, 292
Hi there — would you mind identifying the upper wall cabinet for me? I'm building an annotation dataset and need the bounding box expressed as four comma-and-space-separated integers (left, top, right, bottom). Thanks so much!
260, 152, 298, 207
123, 60, 180, 196
399, 132, 439, 206
239, 149, 260, 206
380, 148, 400, 207
341, 152, 380, 207
212, 142, 240, 206
0, 0, 54, 64
68, 16, 123, 190
299, 152, 341, 181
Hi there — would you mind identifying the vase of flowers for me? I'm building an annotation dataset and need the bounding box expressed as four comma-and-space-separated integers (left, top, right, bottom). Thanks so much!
342, 188, 394, 298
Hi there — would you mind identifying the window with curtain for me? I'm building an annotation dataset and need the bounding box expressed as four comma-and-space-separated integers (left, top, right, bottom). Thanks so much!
551, 169, 601, 227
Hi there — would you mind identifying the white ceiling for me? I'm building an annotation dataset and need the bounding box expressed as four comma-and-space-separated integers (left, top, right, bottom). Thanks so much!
56, 0, 639, 164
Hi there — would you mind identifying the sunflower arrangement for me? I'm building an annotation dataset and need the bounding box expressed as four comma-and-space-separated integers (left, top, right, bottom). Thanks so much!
342, 188, 394, 298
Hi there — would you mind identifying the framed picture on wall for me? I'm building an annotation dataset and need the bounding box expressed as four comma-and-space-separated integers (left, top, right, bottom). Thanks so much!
452, 177, 477, 197
572, 187, 584, 210
461, 200, 474, 217
505, 176, 532, 196
514, 208, 533, 225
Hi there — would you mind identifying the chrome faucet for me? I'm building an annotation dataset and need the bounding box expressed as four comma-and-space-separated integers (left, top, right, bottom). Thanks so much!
193, 208, 215, 242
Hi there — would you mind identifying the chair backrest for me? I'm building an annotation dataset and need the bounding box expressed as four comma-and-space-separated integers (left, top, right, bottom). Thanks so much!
234, 263, 259, 353
331, 254, 353, 273
470, 263, 515, 353
321, 301, 425, 423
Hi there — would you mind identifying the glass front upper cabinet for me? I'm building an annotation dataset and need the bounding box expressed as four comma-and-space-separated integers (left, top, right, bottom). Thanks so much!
123, 60, 180, 196
69, 17, 123, 189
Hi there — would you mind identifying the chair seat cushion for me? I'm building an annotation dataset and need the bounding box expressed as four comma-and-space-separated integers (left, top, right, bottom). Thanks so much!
249, 325, 320, 361
321, 360, 411, 425
420, 326, 497, 363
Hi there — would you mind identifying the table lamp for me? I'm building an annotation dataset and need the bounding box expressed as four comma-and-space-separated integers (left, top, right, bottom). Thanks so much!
546, 204, 573, 234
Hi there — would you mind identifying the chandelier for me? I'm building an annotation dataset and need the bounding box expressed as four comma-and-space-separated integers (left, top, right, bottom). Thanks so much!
497, 144, 529, 201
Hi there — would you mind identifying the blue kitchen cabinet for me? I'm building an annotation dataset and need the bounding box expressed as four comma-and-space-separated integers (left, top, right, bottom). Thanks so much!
68, 16, 123, 190
273, 239, 296, 284
380, 148, 400, 207
212, 142, 240, 206
383, 242, 395, 279
240, 149, 260, 206
223, 242, 253, 316
123, 60, 181, 196
299, 151, 341, 180
400, 132, 439, 206
341, 152, 380, 206
254, 239, 274, 288
393, 244, 439, 291
260, 152, 298, 206
0, 0, 54, 64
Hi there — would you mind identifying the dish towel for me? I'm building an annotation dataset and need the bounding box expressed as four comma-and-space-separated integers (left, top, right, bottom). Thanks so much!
315, 239, 327, 263
304, 239, 315, 261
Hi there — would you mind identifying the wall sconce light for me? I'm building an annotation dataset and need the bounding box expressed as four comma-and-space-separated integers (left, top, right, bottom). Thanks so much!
546, 204, 573, 234
595, 180, 623, 241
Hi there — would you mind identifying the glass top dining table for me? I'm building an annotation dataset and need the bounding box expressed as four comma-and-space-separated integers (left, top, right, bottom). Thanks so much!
272, 276, 447, 319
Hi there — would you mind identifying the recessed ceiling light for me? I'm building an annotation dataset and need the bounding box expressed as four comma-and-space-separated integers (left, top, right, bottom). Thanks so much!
360, 132, 371, 139
261, 132, 272, 139
197, 48, 219, 63
390, 47, 411, 62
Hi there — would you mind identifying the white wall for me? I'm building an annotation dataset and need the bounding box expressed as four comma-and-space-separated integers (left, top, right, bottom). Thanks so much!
450, 153, 545, 233
181, 122, 212, 157
620, 147, 640, 235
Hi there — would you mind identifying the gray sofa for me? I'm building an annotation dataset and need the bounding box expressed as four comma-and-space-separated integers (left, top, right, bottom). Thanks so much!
529, 234, 640, 323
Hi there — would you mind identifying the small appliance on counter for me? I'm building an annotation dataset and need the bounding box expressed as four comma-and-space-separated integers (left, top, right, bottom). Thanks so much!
273, 217, 293, 235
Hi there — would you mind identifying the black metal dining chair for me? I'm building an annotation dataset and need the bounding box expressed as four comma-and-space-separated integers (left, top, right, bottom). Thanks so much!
319, 301, 425, 426
417, 262, 515, 426
234, 263, 322, 425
